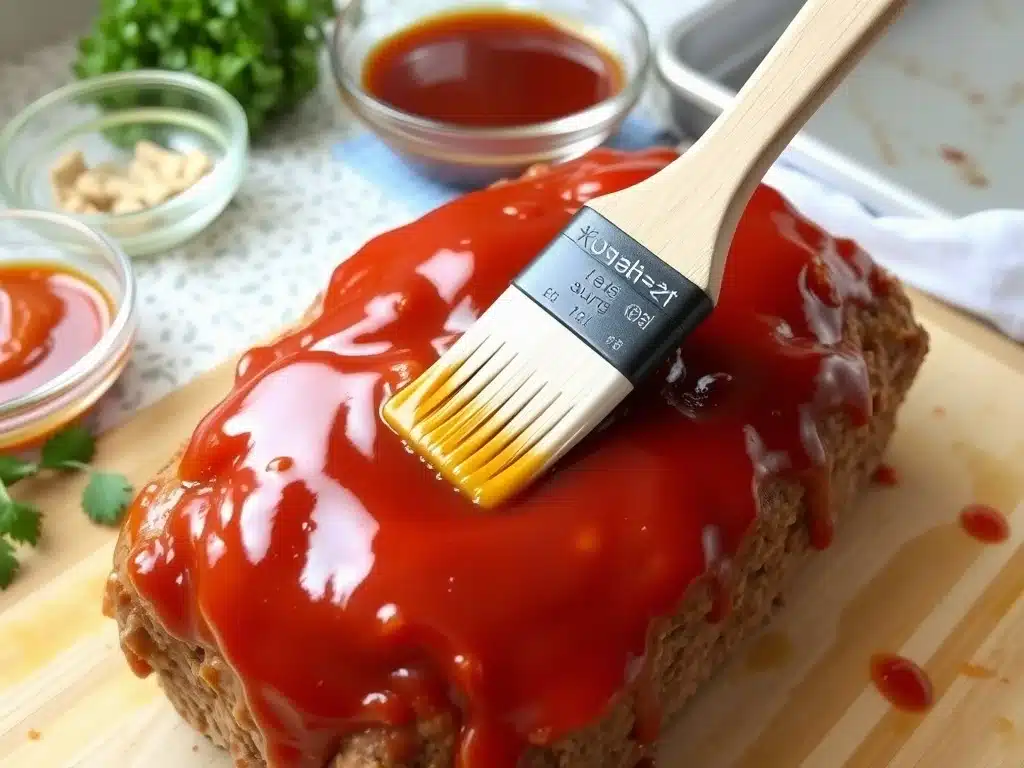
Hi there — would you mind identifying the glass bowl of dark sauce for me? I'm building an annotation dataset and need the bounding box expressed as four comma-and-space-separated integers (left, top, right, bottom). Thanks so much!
331, 0, 650, 187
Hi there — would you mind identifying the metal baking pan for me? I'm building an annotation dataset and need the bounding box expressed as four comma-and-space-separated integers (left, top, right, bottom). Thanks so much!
654, 0, 1024, 219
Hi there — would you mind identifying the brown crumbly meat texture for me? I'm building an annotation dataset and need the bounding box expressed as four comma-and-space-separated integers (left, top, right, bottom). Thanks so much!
109, 281, 928, 768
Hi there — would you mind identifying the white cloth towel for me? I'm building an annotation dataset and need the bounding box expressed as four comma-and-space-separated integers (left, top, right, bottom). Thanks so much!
763, 163, 1024, 342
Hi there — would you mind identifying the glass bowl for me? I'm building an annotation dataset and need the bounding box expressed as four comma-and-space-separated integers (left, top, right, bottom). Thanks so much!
0, 209, 137, 450
330, 0, 651, 187
0, 70, 248, 258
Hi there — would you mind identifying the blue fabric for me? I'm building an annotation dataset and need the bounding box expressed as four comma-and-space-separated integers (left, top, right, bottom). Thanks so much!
332, 112, 675, 216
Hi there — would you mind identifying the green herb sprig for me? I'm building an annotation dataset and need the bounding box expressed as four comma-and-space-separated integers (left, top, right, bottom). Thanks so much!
74, 0, 336, 139
0, 425, 132, 589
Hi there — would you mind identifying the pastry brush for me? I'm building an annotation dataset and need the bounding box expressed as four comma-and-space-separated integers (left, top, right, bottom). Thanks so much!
383, 0, 906, 507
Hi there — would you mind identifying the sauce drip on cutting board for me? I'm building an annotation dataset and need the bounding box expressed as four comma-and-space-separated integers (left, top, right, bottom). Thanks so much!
121, 148, 896, 768
871, 463, 899, 486
871, 653, 934, 713
0, 264, 110, 403
362, 9, 624, 127
959, 503, 1010, 544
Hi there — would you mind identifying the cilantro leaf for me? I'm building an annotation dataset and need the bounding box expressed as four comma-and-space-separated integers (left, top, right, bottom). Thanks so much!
74, 0, 335, 140
0, 538, 18, 589
0, 456, 38, 486
82, 472, 133, 525
0, 423, 132, 589
40, 425, 96, 470
0, 501, 42, 546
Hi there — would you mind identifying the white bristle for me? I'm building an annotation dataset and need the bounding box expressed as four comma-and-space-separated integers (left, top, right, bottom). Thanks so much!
383, 287, 632, 507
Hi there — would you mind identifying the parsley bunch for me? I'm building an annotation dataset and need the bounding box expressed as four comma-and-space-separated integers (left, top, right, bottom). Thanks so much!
0, 425, 132, 589
74, 0, 336, 138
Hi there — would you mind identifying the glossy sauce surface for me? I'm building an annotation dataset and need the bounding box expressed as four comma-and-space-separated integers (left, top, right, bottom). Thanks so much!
0, 264, 110, 403
122, 148, 886, 768
871, 463, 899, 486
959, 503, 1010, 544
870, 653, 934, 713
362, 10, 623, 127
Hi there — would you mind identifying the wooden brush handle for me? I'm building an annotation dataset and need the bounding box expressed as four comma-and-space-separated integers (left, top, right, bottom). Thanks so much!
588, 0, 906, 301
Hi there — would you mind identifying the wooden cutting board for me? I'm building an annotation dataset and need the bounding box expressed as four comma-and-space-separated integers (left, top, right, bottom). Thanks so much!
0, 288, 1022, 768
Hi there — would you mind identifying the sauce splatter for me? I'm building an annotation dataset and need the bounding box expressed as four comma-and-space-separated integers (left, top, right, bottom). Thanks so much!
871, 463, 899, 486
870, 653, 934, 713
959, 504, 1010, 544
27, 729, 41, 741
995, 715, 1015, 736
744, 631, 795, 672
939, 145, 990, 188
959, 661, 996, 679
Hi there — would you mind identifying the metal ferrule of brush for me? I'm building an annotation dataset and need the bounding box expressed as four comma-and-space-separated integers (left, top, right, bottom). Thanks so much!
514, 206, 713, 385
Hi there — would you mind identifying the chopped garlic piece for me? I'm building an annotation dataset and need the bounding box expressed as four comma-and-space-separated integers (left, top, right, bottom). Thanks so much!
50, 142, 215, 217
75, 171, 114, 207
111, 196, 145, 215
182, 150, 213, 184
50, 150, 87, 187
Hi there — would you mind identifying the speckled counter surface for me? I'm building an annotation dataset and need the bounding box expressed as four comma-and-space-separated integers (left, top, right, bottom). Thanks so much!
0, 1, 697, 429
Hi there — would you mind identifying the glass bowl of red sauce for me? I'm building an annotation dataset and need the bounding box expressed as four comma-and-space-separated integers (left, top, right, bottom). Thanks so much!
0, 209, 136, 450
330, 0, 650, 186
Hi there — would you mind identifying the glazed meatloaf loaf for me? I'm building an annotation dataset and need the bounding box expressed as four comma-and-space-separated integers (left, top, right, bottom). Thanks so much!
107, 147, 928, 768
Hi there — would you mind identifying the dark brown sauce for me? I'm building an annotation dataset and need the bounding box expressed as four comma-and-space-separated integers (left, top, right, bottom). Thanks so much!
362, 9, 623, 127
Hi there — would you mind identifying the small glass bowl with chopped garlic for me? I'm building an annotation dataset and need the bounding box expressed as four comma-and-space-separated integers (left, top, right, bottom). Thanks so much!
0, 71, 248, 258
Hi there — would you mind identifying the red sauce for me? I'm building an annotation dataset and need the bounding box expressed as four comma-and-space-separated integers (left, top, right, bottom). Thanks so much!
120, 148, 885, 768
871, 463, 899, 486
959, 503, 1010, 544
0, 264, 109, 403
362, 9, 623, 128
870, 653, 934, 713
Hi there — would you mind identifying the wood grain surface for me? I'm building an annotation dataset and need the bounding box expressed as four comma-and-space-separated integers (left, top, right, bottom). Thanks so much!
1, 288, 1022, 768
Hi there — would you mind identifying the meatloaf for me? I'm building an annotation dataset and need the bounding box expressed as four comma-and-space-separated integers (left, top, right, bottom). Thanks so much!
107, 147, 928, 768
